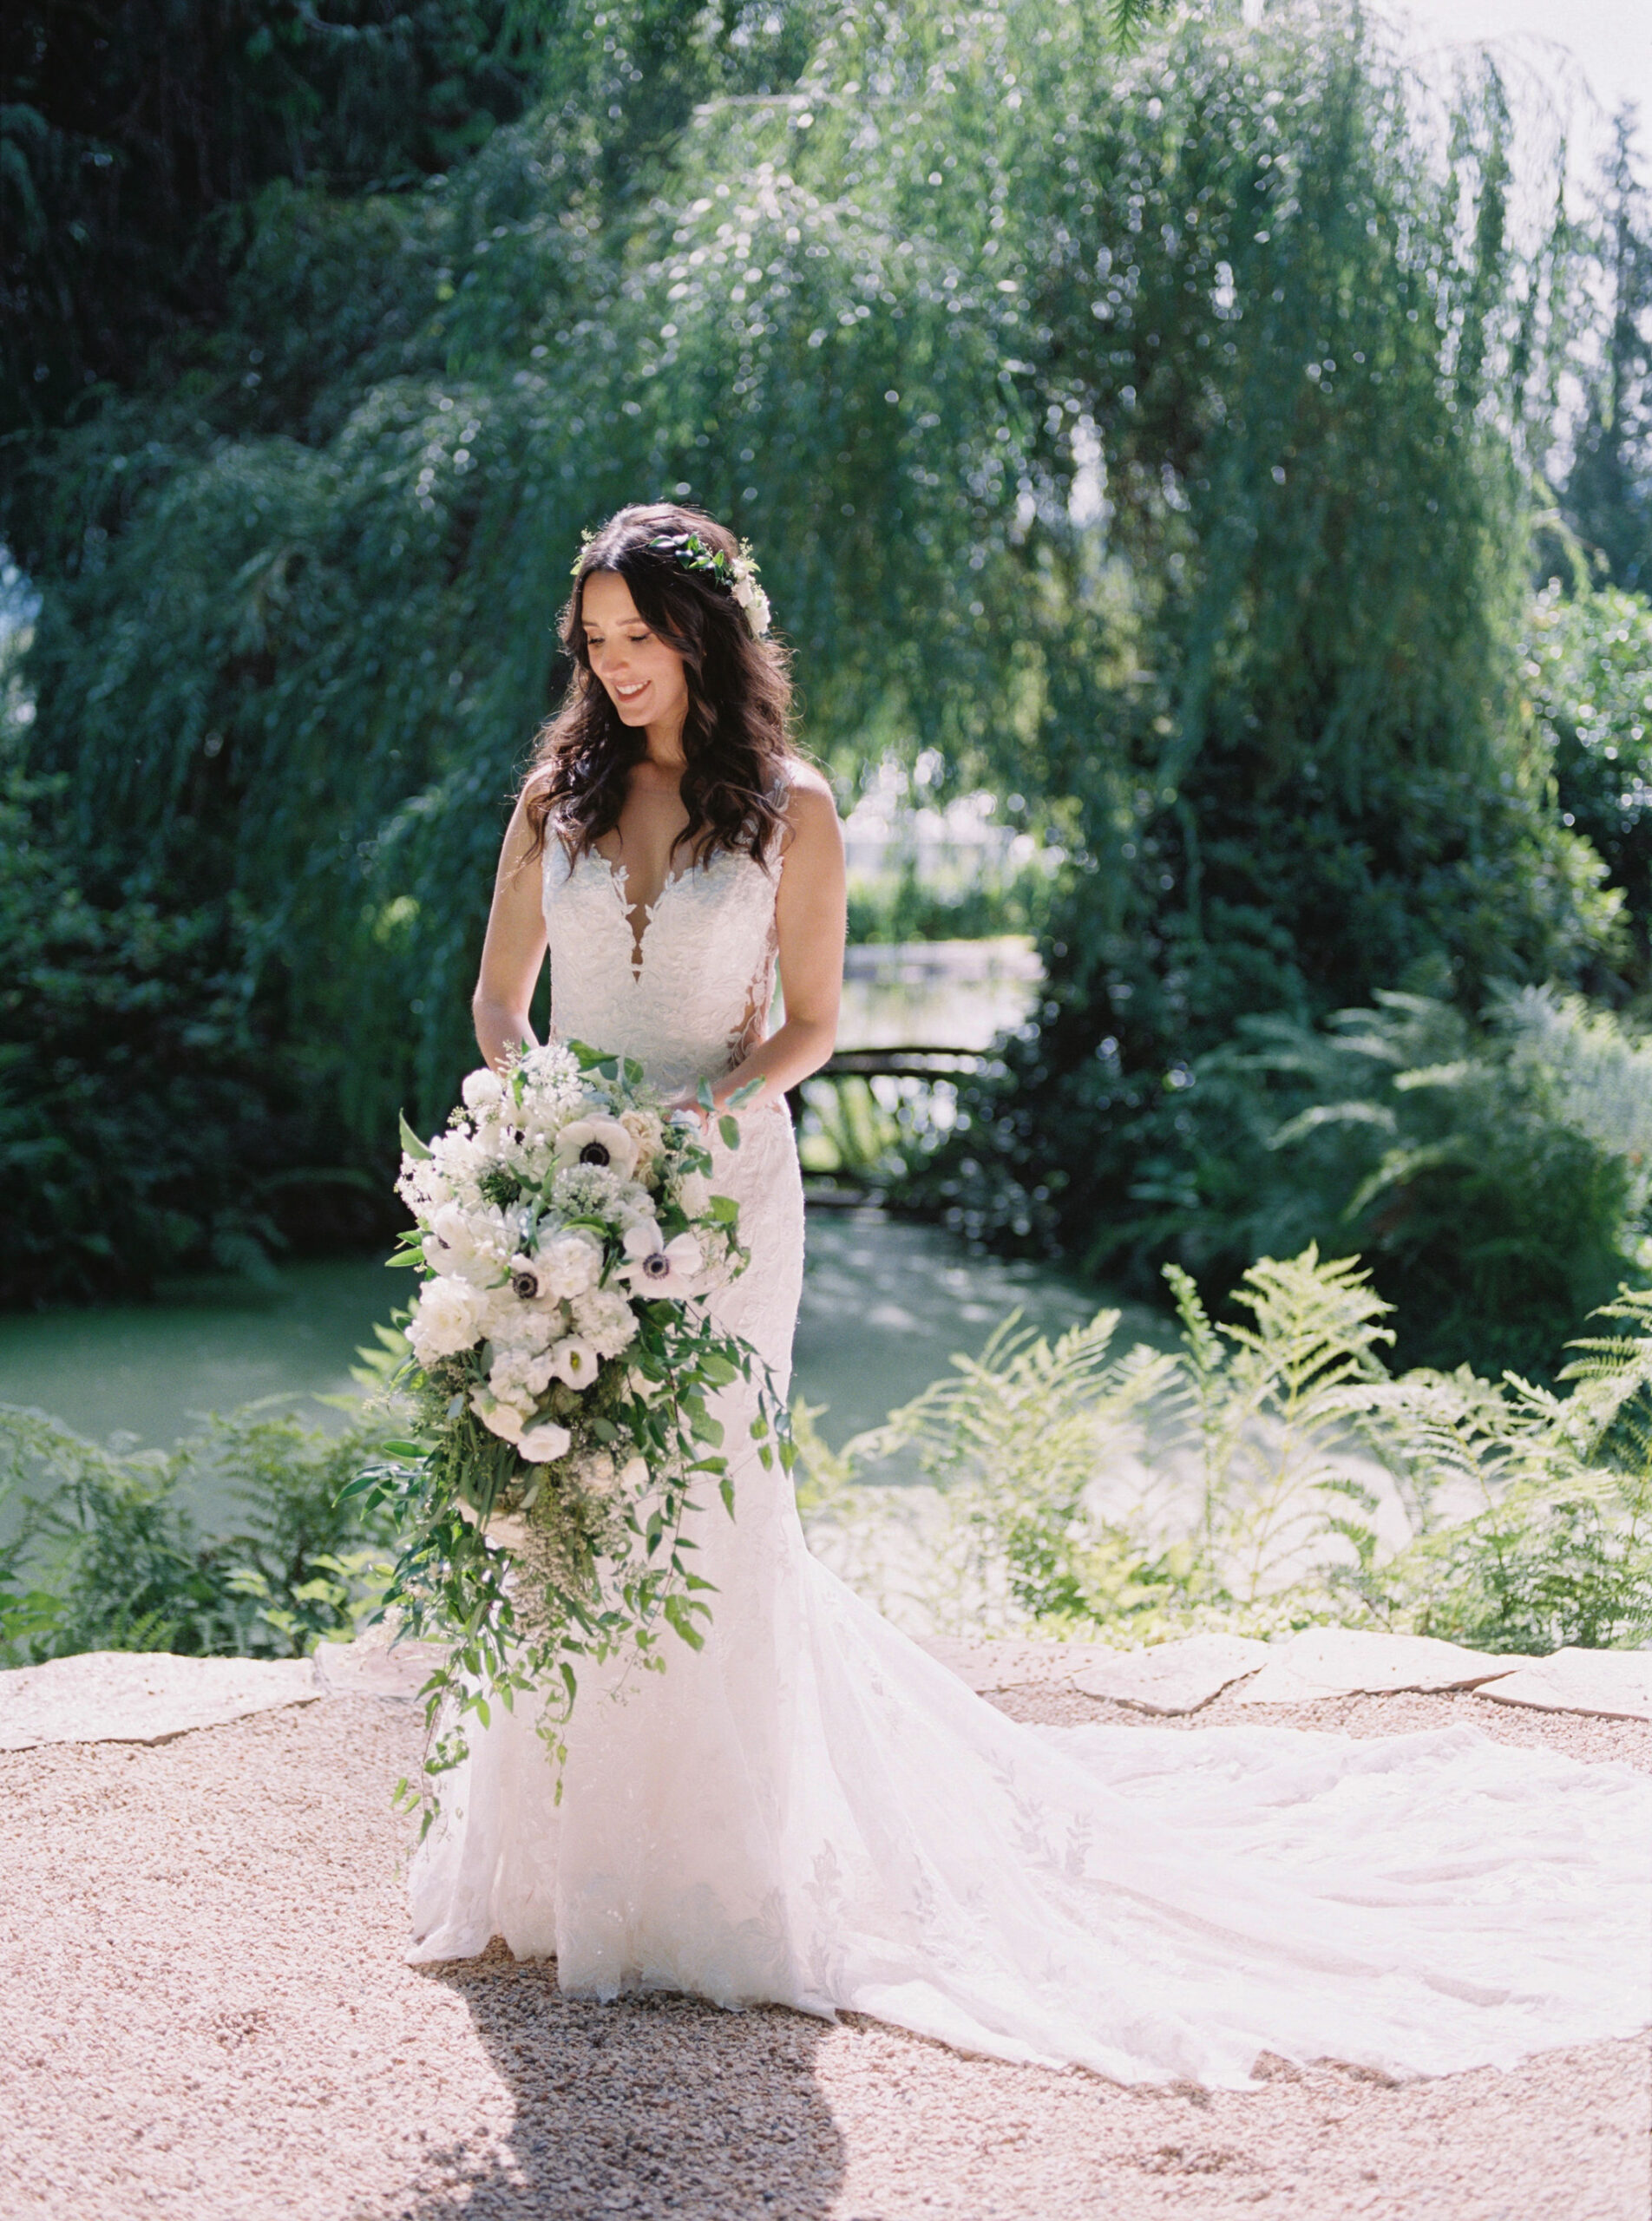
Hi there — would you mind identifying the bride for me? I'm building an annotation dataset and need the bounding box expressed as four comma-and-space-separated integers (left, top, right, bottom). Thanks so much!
407, 501, 1651, 2087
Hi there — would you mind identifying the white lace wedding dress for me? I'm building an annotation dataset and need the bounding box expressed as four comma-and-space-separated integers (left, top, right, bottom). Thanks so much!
407, 829, 1652, 2087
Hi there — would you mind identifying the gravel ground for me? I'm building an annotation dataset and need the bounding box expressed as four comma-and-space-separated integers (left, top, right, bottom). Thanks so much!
2, 1688, 1647, 2221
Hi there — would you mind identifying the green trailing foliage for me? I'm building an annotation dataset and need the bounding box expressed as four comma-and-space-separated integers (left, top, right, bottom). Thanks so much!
797, 1244, 1652, 1654
0, 1398, 400, 1665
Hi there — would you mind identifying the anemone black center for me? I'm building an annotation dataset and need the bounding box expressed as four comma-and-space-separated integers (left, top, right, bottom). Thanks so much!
579, 1141, 612, 1166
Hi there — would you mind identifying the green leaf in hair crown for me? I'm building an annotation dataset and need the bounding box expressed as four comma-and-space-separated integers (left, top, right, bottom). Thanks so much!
646, 531, 773, 639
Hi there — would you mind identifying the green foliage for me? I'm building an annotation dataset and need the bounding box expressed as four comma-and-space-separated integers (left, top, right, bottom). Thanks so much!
844, 851, 1058, 946
0, 1399, 399, 1664
1561, 116, 1652, 595
0, 706, 391, 1302
981, 983, 1652, 1379
1524, 582, 1652, 986
0, 0, 711, 438
2, 0, 1631, 1346
800, 1246, 1652, 1654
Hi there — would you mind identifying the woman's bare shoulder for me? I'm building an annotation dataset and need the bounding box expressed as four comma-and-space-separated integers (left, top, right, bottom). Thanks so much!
778, 757, 841, 822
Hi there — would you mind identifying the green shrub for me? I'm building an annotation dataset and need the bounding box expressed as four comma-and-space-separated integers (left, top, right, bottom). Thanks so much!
0, 1399, 400, 1665
907, 982, 1652, 1380
798, 1246, 1652, 1654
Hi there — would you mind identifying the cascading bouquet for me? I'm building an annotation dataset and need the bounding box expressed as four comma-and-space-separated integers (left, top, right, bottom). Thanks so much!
347, 1039, 789, 1822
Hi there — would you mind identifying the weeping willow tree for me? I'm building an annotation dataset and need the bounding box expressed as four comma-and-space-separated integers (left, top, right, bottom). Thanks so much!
5, 0, 1618, 1303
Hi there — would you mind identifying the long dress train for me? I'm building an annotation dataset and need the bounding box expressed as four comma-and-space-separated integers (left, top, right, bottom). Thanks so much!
407, 828, 1652, 2089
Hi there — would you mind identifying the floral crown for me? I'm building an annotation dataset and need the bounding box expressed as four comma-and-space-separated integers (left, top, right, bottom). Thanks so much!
570, 525, 772, 639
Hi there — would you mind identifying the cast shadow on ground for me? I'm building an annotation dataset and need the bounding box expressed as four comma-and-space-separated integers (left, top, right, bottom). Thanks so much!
401, 1942, 847, 2221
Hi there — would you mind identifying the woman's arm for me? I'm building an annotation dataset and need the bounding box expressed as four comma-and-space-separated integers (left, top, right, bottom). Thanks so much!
700, 765, 846, 1115
472, 795, 549, 1071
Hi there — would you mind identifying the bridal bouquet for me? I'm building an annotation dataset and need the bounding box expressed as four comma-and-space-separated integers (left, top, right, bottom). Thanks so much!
349, 1039, 788, 1819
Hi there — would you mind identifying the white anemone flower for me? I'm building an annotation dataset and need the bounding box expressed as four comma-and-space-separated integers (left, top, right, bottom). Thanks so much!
547, 1334, 600, 1391
551, 1116, 639, 1179
620, 1220, 704, 1299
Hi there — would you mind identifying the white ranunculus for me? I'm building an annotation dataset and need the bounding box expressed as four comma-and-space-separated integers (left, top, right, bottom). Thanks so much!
408, 1275, 488, 1362
535, 1227, 605, 1300
620, 1222, 704, 1300
547, 1334, 600, 1391
519, 1419, 573, 1463
551, 1115, 639, 1180
462, 1067, 505, 1113
619, 1455, 650, 1495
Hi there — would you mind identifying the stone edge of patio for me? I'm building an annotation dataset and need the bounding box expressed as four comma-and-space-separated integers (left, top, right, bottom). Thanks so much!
917, 1624, 1652, 1723
3, 1625, 1649, 1750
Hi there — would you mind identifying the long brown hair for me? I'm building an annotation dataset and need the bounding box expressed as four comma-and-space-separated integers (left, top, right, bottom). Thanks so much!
521, 502, 793, 871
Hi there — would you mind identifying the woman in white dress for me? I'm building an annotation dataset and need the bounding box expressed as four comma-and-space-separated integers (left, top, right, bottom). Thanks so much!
408, 501, 1652, 2089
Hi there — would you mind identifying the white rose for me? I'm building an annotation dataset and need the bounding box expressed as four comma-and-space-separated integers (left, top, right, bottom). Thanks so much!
619, 1455, 649, 1495
547, 1334, 600, 1391
408, 1275, 487, 1362
519, 1419, 573, 1463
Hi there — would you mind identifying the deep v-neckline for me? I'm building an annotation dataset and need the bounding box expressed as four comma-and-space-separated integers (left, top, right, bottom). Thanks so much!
590, 848, 701, 979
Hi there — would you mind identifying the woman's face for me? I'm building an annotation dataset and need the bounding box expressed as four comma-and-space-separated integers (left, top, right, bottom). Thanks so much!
580, 570, 690, 735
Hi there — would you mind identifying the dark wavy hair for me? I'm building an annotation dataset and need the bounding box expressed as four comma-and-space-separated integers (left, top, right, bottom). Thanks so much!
521, 502, 793, 872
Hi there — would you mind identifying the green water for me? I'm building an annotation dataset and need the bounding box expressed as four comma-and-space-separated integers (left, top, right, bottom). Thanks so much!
0, 1212, 1153, 1530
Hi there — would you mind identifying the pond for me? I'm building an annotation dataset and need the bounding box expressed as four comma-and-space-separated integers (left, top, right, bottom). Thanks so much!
0, 942, 1163, 1529
0, 1210, 1160, 1533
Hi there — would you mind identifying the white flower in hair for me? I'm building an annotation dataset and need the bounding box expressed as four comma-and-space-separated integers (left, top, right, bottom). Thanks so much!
645, 528, 773, 639
728, 551, 772, 638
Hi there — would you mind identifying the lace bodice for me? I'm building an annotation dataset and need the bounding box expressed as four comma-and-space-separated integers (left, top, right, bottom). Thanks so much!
542, 842, 781, 1099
